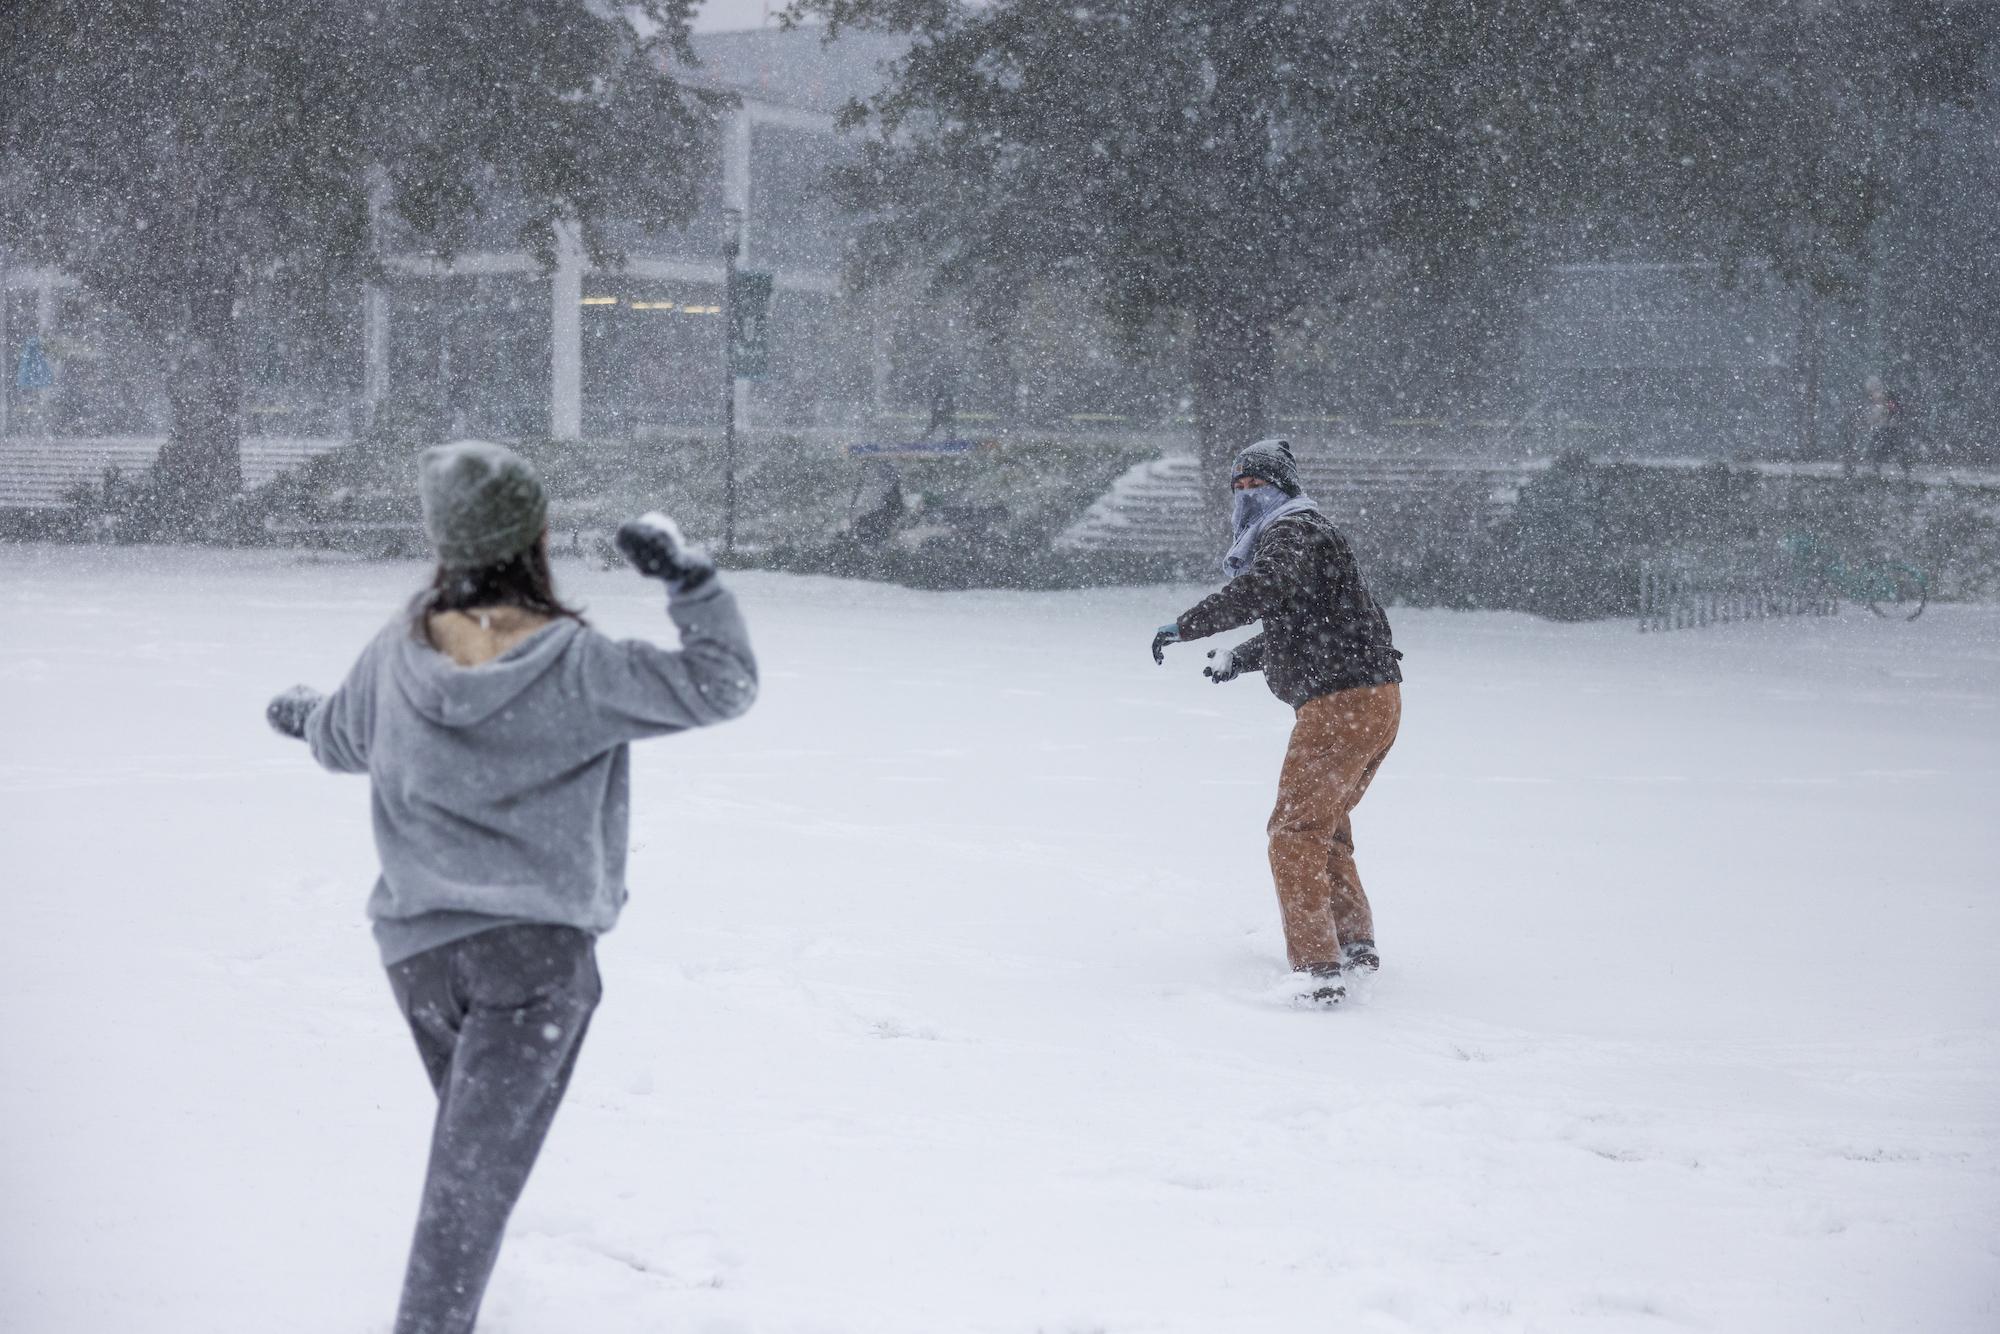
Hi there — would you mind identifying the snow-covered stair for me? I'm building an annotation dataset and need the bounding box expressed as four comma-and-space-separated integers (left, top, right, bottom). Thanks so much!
0, 435, 345, 511
1055, 455, 1209, 554
1058, 451, 1537, 555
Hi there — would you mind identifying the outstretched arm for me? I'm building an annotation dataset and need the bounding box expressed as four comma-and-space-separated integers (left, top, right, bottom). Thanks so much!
265, 626, 383, 774
1175, 520, 1311, 641
302, 633, 386, 774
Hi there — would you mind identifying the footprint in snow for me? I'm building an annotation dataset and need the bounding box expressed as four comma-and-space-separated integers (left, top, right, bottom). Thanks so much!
517, 1226, 736, 1292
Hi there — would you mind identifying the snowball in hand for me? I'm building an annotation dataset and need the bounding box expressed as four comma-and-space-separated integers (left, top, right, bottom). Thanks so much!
266, 685, 324, 740
615, 511, 715, 589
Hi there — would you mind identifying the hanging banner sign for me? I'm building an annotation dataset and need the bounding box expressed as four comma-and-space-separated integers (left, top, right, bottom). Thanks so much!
729, 270, 773, 380
16, 335, 53, 390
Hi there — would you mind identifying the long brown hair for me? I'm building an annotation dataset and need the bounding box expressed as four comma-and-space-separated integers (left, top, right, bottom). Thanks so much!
410, 534, 585, 641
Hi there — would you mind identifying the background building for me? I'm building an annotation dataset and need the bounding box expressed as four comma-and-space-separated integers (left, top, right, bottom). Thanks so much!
2, 26, 1994, 470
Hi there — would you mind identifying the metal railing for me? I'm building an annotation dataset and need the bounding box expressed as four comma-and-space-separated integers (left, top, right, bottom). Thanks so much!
1637, 555, 1837, 632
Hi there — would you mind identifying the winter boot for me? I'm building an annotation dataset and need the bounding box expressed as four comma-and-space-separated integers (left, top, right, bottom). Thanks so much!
1299, 963, 1346, 1007
1341, 939, 1380, 974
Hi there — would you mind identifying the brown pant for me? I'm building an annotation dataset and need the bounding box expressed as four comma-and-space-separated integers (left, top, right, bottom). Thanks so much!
1267, 684, 1401, 971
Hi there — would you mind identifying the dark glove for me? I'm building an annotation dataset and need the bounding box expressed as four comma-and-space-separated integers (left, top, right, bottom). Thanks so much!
1203, 647, 1244, 684
1151, 623, 1180, 666
616, 511, 716, 594
266, 685, 324, 740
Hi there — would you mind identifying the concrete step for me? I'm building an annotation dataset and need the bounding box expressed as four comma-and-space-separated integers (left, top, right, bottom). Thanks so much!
1058, 452, 1534, 556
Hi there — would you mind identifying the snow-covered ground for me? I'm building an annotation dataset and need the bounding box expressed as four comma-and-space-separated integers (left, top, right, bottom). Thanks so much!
2, 545, 1996, 1334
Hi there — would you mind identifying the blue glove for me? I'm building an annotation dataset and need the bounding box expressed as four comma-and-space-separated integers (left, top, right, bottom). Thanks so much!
1151, 623, 1180, 665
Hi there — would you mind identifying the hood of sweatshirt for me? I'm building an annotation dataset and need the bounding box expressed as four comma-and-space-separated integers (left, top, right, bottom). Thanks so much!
388, 617, 581, 729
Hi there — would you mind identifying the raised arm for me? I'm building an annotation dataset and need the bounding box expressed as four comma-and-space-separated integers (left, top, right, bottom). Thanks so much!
587, 513, 759, 737
582, 579, 759, 736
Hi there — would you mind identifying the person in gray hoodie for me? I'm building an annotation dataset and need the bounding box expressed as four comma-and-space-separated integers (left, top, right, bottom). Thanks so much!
265, 441, 756, 1334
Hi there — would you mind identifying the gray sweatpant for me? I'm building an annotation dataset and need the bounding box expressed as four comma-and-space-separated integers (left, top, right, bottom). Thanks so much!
385, 924, 601, 1334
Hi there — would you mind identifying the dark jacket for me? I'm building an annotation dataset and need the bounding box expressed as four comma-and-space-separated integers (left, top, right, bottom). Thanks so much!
1176, 511, 1402, 708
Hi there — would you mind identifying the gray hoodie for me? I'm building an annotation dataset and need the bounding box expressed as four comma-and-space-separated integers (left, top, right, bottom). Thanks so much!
305, 580, 757, 964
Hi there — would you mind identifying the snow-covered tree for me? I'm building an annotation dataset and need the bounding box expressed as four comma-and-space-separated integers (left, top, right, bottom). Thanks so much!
795, 0, 1738, 489
1702, 1, 1998, 454
0, 0, 710, 511
797, 0, 1996, 482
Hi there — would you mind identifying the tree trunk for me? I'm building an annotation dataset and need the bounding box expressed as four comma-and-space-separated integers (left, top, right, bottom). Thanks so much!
154, 269, 244, 513
1190, 300, 1276, 529
1797, 286, 1823, 460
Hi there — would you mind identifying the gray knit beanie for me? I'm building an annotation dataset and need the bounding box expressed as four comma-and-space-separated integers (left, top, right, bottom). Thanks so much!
1232, 438, 1301, 497
417, 441, 548, 570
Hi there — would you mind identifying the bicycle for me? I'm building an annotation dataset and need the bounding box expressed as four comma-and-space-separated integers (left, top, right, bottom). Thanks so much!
1783, 531, 1929, 620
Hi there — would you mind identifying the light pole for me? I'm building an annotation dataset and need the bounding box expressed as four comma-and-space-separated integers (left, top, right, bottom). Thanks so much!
0, 243, 10, 442
721, 205, 743, 556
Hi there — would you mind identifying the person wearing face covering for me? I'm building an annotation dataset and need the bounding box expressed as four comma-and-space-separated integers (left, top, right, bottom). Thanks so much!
1150, 439, 1403, 1006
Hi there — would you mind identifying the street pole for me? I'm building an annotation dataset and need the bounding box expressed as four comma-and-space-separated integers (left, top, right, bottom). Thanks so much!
721, 206, 742, 557
0, 244, 10, 442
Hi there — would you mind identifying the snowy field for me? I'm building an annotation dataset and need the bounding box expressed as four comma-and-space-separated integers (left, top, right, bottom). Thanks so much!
2, 544, 1997, 1334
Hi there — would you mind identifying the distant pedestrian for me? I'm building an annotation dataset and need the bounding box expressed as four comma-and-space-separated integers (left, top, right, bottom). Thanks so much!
265, 441, 757, 1334
1152, 439, 1403, 1006
847, 458, 907, 549
1850, 376, 1916, 477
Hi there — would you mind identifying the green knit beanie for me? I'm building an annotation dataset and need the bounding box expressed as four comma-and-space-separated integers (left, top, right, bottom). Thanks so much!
417, 441, 548, 570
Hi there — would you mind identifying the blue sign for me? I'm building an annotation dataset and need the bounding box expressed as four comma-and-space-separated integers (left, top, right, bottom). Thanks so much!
846, 439, 985, 458
15, 335, 52, 390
